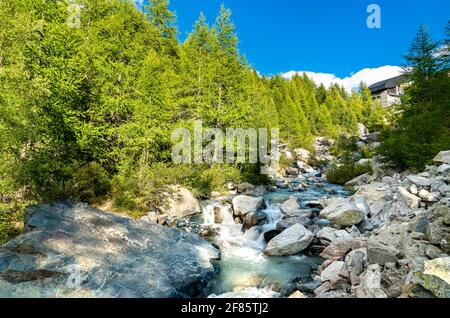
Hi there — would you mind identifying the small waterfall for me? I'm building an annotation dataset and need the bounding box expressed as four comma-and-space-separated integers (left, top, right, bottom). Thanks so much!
202, 203, 216, 225
202, 201, 235, 226
200, 175, 348, 298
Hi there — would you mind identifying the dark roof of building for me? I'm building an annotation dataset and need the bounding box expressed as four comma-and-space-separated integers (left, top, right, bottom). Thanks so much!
369, 75, 406, 93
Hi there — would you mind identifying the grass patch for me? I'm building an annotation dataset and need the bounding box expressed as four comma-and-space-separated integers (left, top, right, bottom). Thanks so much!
325, 162, 373, 185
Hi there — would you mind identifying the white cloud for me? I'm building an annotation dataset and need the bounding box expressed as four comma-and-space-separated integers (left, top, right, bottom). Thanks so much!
281, 65, 403, 92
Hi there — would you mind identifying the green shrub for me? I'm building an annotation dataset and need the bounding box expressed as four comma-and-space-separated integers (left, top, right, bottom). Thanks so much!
330, 134, 358, 158
66, 162, 112, 204
360, 145, 375, 159
0, 202, 25, 244
325, 162, 372, 185
111, 162, 243, 217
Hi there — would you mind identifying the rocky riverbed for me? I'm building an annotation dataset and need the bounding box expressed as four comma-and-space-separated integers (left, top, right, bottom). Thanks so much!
0, 136, 449, 298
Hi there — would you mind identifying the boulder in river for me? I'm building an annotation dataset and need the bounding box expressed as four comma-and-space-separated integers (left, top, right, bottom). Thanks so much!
0, 200, 220, 298
232, 195, 265, 217
280, 197, 312, 218
264, 224, 314, 256
319, 199, 365, 227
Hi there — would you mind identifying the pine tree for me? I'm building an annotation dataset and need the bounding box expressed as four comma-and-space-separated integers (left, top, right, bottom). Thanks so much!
380, 25, 450, 169
145, 0, 178, 56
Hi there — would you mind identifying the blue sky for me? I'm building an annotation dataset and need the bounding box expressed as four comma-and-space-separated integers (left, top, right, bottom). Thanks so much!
135, 0, 449, 88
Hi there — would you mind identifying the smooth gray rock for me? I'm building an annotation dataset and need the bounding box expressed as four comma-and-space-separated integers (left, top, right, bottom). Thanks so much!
0, 201, 220, 298
319, 200, 365, 227
280, 197, 312, 218
275, 216, 312, 231
264, 224, 314, 256
433, 151, 450, 165
232, 195, 264, 216
407, 175, 432, 187
159, 186, 202, 218
398, 186, 421, 209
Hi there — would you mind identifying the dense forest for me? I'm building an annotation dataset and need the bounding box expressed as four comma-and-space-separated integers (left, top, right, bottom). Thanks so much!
0, 0, 448, 235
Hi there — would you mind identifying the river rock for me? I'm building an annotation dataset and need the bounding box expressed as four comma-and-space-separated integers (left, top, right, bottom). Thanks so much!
296, 161, 316, 173
367, 239, 399, 266
288, 290, 307, 298
237, 182, 255, 194
345, 248, 367, 276
407, 175, 432, 187
418, 189, 438, 202
294, 148, 311, 162
425, 206, 450, 253
264, 224, 314, 256
319, 200, 365, 227
398, 186, 421, 209
316, 227, 352, 245
356, 264, 387, 298
320, 237, 366, 261
433, 151, 450, 165
437, 164, 450, 174
242, 211, 267, 231
276, 216, 312, 231
264, 229, 282, 242
345, 173, 370, 187
362, 132, 381, 143
279, 197, 299, 214
160, 186, 202, 218
285, 167, 299, 176
320, 261, 349, 285
358, 123, 369, 137
412, 257, 450, 298
232, 195, 264, 217
354, 183, 387, 206
381, 262, 408, 298
0, 200, 220, 298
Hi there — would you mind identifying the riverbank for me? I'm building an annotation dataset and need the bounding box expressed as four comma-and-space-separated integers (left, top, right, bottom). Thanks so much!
0, 138, 448, 298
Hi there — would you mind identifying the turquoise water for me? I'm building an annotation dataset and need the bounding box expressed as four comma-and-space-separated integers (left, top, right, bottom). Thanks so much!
200, 174, 348, 297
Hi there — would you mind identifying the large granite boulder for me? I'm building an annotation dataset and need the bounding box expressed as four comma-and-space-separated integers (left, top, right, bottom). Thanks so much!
0, 201, 220, 298
412, 257, 450, 298
159, 186, 202, 218
232, 195, 265, 217
264, 224, 314, 256
319, 199, 365, 227
434, 151, 450, 165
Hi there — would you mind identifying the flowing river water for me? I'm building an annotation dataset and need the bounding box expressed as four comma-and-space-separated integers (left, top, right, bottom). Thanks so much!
197, 172, 349, 298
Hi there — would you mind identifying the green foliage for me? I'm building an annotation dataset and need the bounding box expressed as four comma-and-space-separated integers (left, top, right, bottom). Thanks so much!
330, 134, 359, 158
0, 202, 25, 244
66, 163, 111, 204
325, 162, 373, 186
0, 0, 399, 221
111, 162, 242, 215
379, 25, 450, 170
